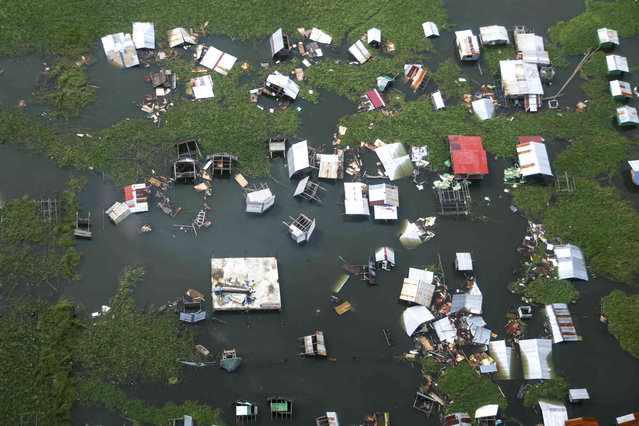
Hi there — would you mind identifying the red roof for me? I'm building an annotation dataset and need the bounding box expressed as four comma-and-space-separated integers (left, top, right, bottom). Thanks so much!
124, 185, 133, 202
518, 136, 543, 145
366, 89, 387, 108
448, 136, 489, 175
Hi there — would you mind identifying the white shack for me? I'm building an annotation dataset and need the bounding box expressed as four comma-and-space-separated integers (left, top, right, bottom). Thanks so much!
455, 30, 480, 61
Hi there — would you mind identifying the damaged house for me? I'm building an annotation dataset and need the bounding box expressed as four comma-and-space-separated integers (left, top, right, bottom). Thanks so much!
101, 33, 139, 68
499, 59, 544, 111
264, 71, 300, 100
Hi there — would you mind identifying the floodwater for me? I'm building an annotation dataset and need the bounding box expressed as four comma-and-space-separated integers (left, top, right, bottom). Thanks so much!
1, 1, 639, 424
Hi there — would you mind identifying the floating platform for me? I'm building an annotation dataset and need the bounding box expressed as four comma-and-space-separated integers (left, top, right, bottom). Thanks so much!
211, 257, 281, 312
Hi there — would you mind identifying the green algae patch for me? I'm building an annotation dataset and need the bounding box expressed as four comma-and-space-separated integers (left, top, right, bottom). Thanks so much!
439, 362, 507, 417
520, 277, 579, 305
524, 378, 569, 407
34, 60, 96, 118
602, 290, 639, 359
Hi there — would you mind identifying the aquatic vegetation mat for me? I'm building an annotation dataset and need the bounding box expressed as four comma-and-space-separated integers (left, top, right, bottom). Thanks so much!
602, 290, 639, 360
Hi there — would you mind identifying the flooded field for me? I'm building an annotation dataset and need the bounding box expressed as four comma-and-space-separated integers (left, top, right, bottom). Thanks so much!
1, 1, 638, 424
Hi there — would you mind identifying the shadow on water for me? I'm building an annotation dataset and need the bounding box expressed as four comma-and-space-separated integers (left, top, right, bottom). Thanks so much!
2, 2, 639, 424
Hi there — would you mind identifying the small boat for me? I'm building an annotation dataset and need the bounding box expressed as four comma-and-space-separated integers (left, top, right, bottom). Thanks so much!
196, 344, 210, 356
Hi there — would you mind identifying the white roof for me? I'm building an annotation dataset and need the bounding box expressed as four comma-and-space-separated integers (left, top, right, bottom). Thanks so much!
326, 411, 340, 426
606, 54, 629, 72
433, 317, 457, 344
489, 340, 514, 380
569, 388, 590, 400
451, 294, 483, 314
400, 277, 436, 306
318, 154, 340, 179
515, 33, 550, 65
266, 71, 300, 99
367, 28, 381, 44
538, 400, 568, 426
629, 160, 639, 171
167, 27, 195, 47
294, 176, 310, 197
455, 30, 480, 58
408, 268, 434, 283
472, 98, 495, 120
610, 80, 632, 97
519, 338, 554, 379
375, 142, 414, 180
546, 303, 579, 343
517, 140, 552, 176
456, 252, 473, 270
369, 183, 399, 206
344, 182, 369, 215
554, 244, 588, 281
246, 188, 274, 204
471, 325, 492, 345
423, 22, 439, 38
466, 315, 486, 328
375, 246, 395, 263
616, 413, 639, 424
200, 46, 238, 76
287, 140, 310, 177
479, 25, 509, 44
402, 305, 435, 335
618, 106, 639, 124
500, 60, 544, 96
191, 75, 214, 99
348, 40, 371, 64
101, 33, 139, 68
373, 205, 398, 220
598, 27, 619, 45
270, 28, 285, 56
125, 183, 148, 213
132, 22, 155, 49
309, 28, 332, 44
431, 90, 445, 109
475, 404, 499, 419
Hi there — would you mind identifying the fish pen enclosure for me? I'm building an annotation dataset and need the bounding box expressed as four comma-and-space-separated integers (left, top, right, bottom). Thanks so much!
39, 198, 58, 222
434, 183, 471, 215
74, 212, 91, 239
174, 139, 201, 159
555, 171, 577, 194
268, 397, 293, 420
208, 153, 238, 176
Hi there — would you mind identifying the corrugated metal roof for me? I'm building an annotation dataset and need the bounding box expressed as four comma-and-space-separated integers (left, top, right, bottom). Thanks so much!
489, 340, 514, 380
400, 278, 435, 306
375, 142, 414, 181
606, 54, 629, 72
472, 98, 495, 120
479, 25, 510, 44
167, 28, 195, 47
517, 138, 552, 176
191, 75, 214, 99
367, 28, 381, 44
455, 30, 480, 59
500, 60, 544, 96
375, 246, 395, 263
456, 252, 473, 270
449, 136, 489, 176
373, 205, 398, 220
610, 80, 633, 98
554, 244, 588, 281
451, 294, 483, 314
433, 317, 457, 343
432, 91, 445, 110
287, 141, 310, 177
515, 33, 549, 65
369, 183, 399, 206
344, 182, 370, 215
539, 400, 568, 426
616, 412, 639, 425
403, 305, 435, 336
444, 413, 472, 426
318, 154, 340, 179
309, 28, 332, 44
423, 22, 439, 38
270, 28, 285, 56
266, 71, 300, 99
293, 176, 309, 196
101, 33, 139, 68
200, 46, 238, 76
348, 40, 371, 64
597, 28, 619, 45
617, 106, 639, 124
628, 160, 639, 172
408, 268, 434, 283
471, 325, 491, 345
475, 404, 499, 419
519, 338, 554, 379
546, 303, 579, 343
569, 389, 590, 400
366, 89, 387, 108
132, 22, 155, 49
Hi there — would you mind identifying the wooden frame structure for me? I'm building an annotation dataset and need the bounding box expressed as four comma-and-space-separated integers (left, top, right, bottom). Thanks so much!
362, 257, 377, 284
434, 182, 471, 215
208, 153, 238, 176
174, 139, 201, 159
298, 330, 327, 357
172, 158, 197, 181
267, 397, 293, 420
74, 212, 92, 239
555, 171, 577, 194
39, 198, 58, 222
284, 213, 316, 243
413, 392, 436, 417
268, 136, 287, 158
293, 176, 326, 203
234, 400, 258, 423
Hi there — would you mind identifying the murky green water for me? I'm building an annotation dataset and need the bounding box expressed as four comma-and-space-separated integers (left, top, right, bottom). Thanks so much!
2, 1, 639, 424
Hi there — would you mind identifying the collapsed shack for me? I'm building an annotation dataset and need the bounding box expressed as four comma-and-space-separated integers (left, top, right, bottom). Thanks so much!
284, 213, 316, 243
74, 212, 91, 239
317, 149, 344, 180
264, 71, 300, 100
167, 27, 196, 48
287, 140, 316, 178
270, 28, 292, 59
294, 176, 326, 203
176, 296, 206, 323
245, 183, 275, 214
268, 136, 287, 158
172, 158, 197, 181
101, 33, 139, 68
298, 331, 327, 357
207, 153, 238, 176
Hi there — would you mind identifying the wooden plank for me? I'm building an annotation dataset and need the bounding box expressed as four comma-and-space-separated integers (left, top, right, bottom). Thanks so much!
335, 301, 352, 315
234, 173, 248, 188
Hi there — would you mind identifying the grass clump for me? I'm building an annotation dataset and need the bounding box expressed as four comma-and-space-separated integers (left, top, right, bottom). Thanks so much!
481, 45, 515, 77
523, 378, 569, 407
76, 265, 197, 386
432, 60, 471, 100
438, 362, 507, 417
510, 185, 554, 221
602, 290, 639, 359
78, 379, 225, 425
521, 277, 579, 304
548, 0, 639, 56
34, 61, 95, 118
0, 298, 83, 424
0, 185, 82, 291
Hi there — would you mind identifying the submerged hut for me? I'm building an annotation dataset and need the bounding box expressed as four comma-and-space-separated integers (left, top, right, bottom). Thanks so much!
348, 40, 371, 64
369, 183, 399, 220
284, 213, 316, 243
367, 28, 382, 47
423, 22, 439, 38
265, 71, 300, 100
617, 106, 639, 127
610, 80, 633, 100
343, 182, 370, 216
299, 331, 327, 357
132, 22, 155, 50
455, 30, 480, 61
268, 397, 293, 420
245, 184, 275, 213
375, 246, 395, 271
270, 28, 291, 58
235, 400, 258, 423
516, 136, 552, 177
597, 28, 619, 48
167, 28, 195, 48
553, 243, 588, 281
